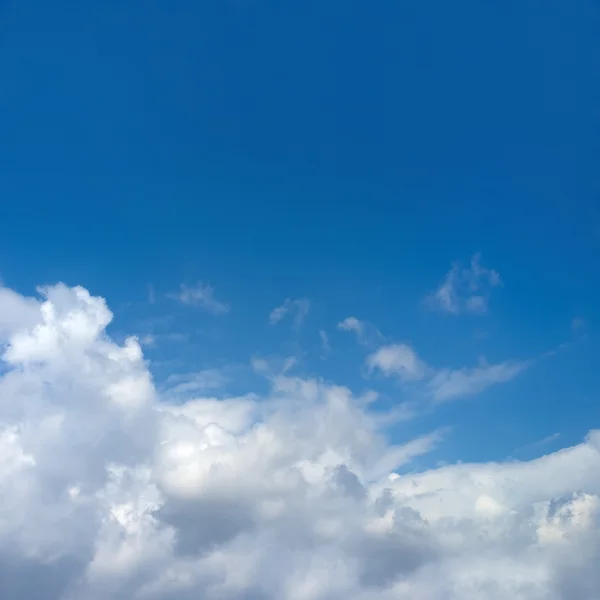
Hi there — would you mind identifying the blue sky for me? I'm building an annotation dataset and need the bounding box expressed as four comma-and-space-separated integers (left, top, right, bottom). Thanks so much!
2, 2, 600, 598
1, 0, 599, 470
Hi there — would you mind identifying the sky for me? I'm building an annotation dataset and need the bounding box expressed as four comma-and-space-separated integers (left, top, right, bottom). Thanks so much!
0, 1, 599, 598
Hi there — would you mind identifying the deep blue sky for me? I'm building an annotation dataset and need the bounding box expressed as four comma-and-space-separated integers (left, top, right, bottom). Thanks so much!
0, 0, 599, 466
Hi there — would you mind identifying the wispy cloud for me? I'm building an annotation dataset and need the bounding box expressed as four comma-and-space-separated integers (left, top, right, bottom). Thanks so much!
269, 298, 310, 327
426, 253, 501, 315
139, 334, 156, 347
428, 359, 530, 403
337, 316, 385, 348
367, 343, 530, 403
319, 330, 331, 359
147, 284, 156, 304
251, 354, 299, 376
169, 282, 230, 315
369, 428, 448, 481
338, 316, 364, 336
511, 432, 561, 457
163, 368, 229, 396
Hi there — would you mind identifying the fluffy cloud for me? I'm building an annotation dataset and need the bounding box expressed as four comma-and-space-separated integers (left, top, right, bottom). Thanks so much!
0, 282, 598, 599
427, 253, 501, 315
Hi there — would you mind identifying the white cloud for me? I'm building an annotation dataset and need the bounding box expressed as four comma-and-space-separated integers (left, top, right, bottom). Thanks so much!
140, 334, 156, 346
338, 316, 385, 347
338, 316, 364, 336
366, 344, 428, 381
429, 359, 530, 403
0, 282, 598, 599
250, 354, 299, 376
162, 368, 229, 397
427, 253, 501, 315
170, 282, 230, 315
0, 285, 42, 341
367, 343, 529, 402
269, 298, 310, 327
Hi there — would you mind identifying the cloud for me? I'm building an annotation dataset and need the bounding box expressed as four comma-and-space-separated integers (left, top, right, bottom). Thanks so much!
338, 316, 364, 336
512, 433, 562, 457
366, 344, 428, 381
428, 358, 530, 403
338, 316, 385, 347
137, 333, 190, 354
319, 330, 330, 359
0, 285, 42, 340
0, 282, 598, 599
250, 354, 298, 376
140, 334, 156, 346
169, 282, 230, 315
268, 298, 310, 327
367, 343, 529, 402
427, 253, 501, 315
162, 368, 229, 397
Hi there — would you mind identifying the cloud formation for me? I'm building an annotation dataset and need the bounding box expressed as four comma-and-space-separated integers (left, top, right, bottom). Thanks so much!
0, 283, 598, 599
269, 298, 310, 327
427, 253, 501, 315
338, 316, 364, 336
319, 330, 331, 358
338, 316, 385, 348
170, 282, 230, 314
429, 358, 530, 402
367, 343, 529, 402
366, 344, 428, 381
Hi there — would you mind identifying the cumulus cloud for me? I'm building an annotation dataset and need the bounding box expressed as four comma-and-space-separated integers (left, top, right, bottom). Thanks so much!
0, 282, 598, 599
0, 284, 43, 340
269, 298, 310, 327
427, 253, 501, 315
169, 282, 230, 315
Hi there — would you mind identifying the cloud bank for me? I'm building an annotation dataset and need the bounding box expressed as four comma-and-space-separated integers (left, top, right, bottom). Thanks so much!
0, 283, 598, 599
